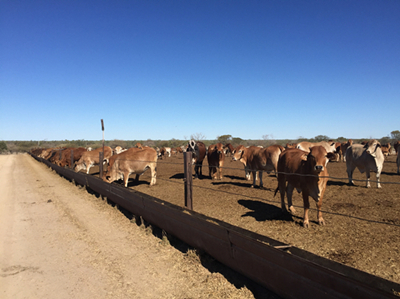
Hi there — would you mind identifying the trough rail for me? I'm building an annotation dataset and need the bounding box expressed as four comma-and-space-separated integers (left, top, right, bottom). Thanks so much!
30, 152, 400, 299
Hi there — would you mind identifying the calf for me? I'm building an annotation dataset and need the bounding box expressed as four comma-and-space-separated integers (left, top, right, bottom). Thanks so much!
207, 143, 225, 180
274, 146, 335, 228
345, 140, 384, 188
187, 140, 206, 179
74, 146, 113, 174
103, 147, 157, 187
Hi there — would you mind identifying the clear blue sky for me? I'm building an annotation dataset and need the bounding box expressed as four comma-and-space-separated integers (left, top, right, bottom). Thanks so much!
1, 0, 399, 141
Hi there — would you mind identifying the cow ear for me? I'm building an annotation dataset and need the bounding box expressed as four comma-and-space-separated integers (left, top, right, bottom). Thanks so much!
301, 154, 308, 161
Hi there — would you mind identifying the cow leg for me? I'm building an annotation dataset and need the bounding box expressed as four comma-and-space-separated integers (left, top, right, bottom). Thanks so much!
149, 164, 157, 186
135, 174, 140, 181
123, 171, 130, 187
302, 192, 310, 228
259, 171, 264, 189
376, 169, 382, 189
286, 184, 296, 214
365, 169, 371, 188
346, 165, 355, 186
251, 171, 257, 188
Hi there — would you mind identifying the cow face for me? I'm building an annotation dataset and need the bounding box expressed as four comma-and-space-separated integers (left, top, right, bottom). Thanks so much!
232, 145, 245, 161
307, 146, 332, 174
364, 140, 381, 157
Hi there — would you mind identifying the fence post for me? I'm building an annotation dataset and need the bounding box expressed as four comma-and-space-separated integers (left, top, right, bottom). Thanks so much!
183, 151, 193, 210
99, 151, 104, 179
70, 150, 74, 169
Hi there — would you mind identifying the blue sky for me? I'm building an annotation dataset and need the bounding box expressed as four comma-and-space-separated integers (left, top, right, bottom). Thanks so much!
1, 1, 399, 141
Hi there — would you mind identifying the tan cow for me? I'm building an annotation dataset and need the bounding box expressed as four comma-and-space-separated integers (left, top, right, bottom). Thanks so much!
274, 146, 335, 228
345, 140, 384, 188
114, 146, 127, 155
207, 143, 225, 180
297, 141, 336, 154
232, 145, 283, 188
103, 147, 157, 187
74, 146, 113, 174
381, 143, 391, 157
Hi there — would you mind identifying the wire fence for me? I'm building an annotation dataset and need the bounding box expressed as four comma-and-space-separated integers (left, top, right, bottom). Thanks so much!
41, 152, 400, 228
113, 156, 400, 228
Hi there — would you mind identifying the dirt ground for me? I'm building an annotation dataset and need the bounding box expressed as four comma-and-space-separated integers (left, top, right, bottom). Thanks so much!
0, 154, 281, 299
125, 151, 400, 286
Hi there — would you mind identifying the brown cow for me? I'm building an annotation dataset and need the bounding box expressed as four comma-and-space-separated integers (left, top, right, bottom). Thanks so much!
381, 143, 391, 157
207, 143, 225, 180
187, 140, 206, 179
103, 147, 157, 187
58, 147, 87, 168
74, 146, 113, 174
223, 143, 235, 157
285, 143, 298, 150
274, 146, 335, 228
394, 141, 400, 154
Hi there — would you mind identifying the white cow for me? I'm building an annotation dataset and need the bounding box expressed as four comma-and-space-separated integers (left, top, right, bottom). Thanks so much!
345, 140, 384, 188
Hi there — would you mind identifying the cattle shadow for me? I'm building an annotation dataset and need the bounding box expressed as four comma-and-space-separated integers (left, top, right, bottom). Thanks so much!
212, 181, 254, 188
169, 173, 184, 179
327, 180, 347, 187
238, 199, 294, 222
224, 175, 247, 181
381, 171, 399, 177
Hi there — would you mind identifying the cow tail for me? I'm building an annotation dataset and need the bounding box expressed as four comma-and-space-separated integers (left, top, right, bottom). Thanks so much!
274, 186, 279, 197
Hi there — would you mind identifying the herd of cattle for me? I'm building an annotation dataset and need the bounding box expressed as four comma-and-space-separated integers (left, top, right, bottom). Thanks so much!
31, 139, 400, 228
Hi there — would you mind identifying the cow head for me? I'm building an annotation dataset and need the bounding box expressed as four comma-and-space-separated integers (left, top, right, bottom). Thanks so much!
364, 140, 381, 157
304, 146, 335, 174
232, 145, 245, 161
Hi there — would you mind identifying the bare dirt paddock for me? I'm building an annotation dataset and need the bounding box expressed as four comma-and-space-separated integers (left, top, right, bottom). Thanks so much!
125, 152, 400, 286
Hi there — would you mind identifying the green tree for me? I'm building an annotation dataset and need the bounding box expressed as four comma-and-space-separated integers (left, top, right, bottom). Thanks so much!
390, 130, 400, 140
314, 135, 330, 142
0, 141, 7, 153
217, 134, 232, 144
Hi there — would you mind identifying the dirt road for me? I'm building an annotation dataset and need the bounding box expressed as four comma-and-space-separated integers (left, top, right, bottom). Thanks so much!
0, 154, 279, 299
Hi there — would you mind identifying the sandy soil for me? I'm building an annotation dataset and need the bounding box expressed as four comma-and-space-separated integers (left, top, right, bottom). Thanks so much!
0, 154, 280, 299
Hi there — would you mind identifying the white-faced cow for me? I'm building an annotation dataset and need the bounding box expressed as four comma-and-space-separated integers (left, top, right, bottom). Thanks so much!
345, 139, 384, 188
103, 147, 157, 187
74, 146, 113, 174
274, 146, 335, 228
232, 145, 284, 188
187, 140, 206, 179
207, 143, 225, 180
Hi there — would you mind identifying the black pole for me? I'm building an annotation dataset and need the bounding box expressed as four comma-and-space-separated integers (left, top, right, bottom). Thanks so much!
183, 151, 193, 210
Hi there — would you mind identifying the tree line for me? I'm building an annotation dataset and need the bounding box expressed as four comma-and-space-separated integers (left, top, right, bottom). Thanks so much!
1, 130, 399, 154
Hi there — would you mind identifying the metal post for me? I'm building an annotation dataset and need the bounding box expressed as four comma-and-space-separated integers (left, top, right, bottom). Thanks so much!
99, 151, 104, 179
70, 150, 74, 169
183, 151, 193, 210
